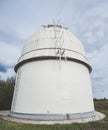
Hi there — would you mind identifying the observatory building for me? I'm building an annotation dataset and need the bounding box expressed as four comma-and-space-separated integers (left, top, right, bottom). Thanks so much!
11, 24, 95, 121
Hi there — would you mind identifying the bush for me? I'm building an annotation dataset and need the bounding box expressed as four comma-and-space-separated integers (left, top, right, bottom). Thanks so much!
0, 77, 14, 110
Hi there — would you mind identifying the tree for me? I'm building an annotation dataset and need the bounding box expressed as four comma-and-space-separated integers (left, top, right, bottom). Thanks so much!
0, 77, 15, 110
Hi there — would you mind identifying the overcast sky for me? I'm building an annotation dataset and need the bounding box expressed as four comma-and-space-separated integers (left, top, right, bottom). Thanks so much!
0, 0, 108, 99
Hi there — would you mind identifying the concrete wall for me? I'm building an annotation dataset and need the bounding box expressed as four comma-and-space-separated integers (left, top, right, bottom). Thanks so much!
11, 59, 94, 114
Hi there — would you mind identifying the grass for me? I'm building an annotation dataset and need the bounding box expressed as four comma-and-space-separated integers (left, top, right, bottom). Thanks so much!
0, 99, 108, 130
94, 99, 108, 123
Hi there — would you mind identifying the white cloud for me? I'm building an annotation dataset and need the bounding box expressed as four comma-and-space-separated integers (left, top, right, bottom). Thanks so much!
87, 43, 108, 98
88, 43, 108, 69
0, 42, 21, 67
0, 42, 21, 79
0, 68, 15, 80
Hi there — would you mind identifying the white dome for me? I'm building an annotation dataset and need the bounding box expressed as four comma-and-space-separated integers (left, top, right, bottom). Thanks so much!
22, 25, 85, 55
15, 25, 91, 72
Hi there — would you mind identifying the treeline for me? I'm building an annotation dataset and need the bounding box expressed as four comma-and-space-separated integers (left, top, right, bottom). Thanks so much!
0, 77, 15, 110
94, 97, 107, 101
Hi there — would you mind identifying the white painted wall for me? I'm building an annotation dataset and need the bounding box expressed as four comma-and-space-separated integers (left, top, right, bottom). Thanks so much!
12, 60, 94, 114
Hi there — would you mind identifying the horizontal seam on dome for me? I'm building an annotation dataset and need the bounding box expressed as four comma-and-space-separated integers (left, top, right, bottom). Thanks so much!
19, 47, 88, 61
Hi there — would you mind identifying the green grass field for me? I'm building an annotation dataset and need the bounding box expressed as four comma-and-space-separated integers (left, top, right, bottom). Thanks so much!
0, 99, 108, 130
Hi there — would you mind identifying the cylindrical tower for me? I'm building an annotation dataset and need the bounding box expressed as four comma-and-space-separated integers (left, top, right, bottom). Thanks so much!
11, 25, 95, 120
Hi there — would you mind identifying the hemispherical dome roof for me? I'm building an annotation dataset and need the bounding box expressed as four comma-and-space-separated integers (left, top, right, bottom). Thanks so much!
21, 25, 85, 56
15, 25, 92, 72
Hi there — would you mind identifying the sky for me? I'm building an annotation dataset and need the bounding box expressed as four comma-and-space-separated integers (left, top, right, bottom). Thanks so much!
0, 0, 108, 99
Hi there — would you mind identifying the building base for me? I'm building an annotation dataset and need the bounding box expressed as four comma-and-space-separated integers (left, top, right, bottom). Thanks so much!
0, 111, 105, 124
10, 111, 95, 121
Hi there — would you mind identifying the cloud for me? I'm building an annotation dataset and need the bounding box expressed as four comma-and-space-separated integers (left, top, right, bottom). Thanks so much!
0, 41, 21, 79
87, 43, 108, 98
0, 42, 21, 74
0, 27, 25, 46
0, 63, 13, 73
88, 43, 108, 70
0, 63, 7, 73
0, 67, 15, 80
